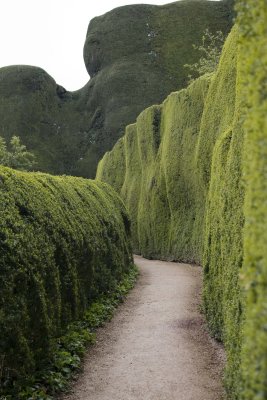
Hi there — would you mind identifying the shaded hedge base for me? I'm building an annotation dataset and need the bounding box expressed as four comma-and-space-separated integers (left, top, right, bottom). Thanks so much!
0, 265, 138, 400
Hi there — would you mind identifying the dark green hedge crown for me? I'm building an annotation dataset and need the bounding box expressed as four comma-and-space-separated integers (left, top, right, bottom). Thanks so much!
0, 0, 232, 178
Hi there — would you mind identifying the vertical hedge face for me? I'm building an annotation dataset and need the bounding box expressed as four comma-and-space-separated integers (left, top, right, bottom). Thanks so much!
201, 25, 244, 398
237, 1, 267, 399
97, 75, 211, 262
97, 29, 239, 264
0, 167, 132, 382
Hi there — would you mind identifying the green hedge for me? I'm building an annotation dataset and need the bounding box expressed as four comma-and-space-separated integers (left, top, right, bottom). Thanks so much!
0, 167, 132, 389
204, 2, 267, 397
97, 76, 211, 262
237, 1, 267, 399
97, 27, 238, 265
97, 8, 267, 397
0, 2, 232, 179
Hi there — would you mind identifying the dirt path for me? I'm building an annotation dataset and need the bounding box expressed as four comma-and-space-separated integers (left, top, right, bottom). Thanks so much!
62, 256, 225, 400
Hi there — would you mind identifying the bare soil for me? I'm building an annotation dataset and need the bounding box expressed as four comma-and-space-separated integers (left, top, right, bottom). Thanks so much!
62, 256, 225, 400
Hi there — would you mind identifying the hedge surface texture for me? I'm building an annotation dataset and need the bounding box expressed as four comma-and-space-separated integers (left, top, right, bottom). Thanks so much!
237, 1, 267, 399
97, 72, 215, 263
0, 167, 132, 386
97, 4, 267, 396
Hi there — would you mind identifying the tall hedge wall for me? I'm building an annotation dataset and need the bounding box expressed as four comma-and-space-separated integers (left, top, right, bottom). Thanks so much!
97, 26, 238, 264
97, 75, 211, 262
0, 166, 132, 384
204, 2, 267, 398
237, 1, 267, 399
202, 26, 244, 397
97, 7, 267, 397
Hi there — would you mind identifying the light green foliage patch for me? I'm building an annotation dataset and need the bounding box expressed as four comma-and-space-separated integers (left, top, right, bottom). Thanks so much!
184, 29, 225, 84
0, 167, 133, 398
0, 135, 35, 171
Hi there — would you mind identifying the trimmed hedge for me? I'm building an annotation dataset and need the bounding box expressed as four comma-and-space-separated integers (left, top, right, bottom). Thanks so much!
237, 1, 267, 399
204, 2, 267, 397
0, 167, 132, 389
97, 76, 211, 262
0, 1, 232, 178
198, 24, 242, 397
97, 7, 267, 398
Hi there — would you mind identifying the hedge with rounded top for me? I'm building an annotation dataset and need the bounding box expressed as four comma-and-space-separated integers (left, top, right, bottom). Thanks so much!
0, 166, 132, 383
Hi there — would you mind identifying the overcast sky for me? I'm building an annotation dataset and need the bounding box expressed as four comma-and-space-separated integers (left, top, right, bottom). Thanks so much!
0, 0, 220, 91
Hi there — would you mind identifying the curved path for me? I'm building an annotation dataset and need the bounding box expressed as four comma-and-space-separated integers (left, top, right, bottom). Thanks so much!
62, 256, 225, 400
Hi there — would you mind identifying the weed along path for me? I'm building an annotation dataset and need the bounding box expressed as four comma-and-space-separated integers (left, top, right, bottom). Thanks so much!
62, 256, 225, 400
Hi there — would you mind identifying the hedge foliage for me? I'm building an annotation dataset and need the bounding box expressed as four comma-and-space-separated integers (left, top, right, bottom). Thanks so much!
237, 1, 267, 399
0, 167, 132, 390
97, 76, 211, 262
97, 5, 267, 397
0, 1, 232, 179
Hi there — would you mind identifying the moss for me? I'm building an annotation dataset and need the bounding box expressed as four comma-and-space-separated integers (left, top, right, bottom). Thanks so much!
0, 166, 132, 395
0, 1, 232, 178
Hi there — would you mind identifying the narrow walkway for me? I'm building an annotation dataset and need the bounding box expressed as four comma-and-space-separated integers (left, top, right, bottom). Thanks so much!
62, 256, 225, 400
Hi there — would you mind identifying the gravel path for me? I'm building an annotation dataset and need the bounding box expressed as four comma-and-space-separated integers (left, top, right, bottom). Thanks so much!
62, 256, 225, 400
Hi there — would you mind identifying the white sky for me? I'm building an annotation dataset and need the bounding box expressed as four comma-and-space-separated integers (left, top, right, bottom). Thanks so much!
0, 0, 220, 91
